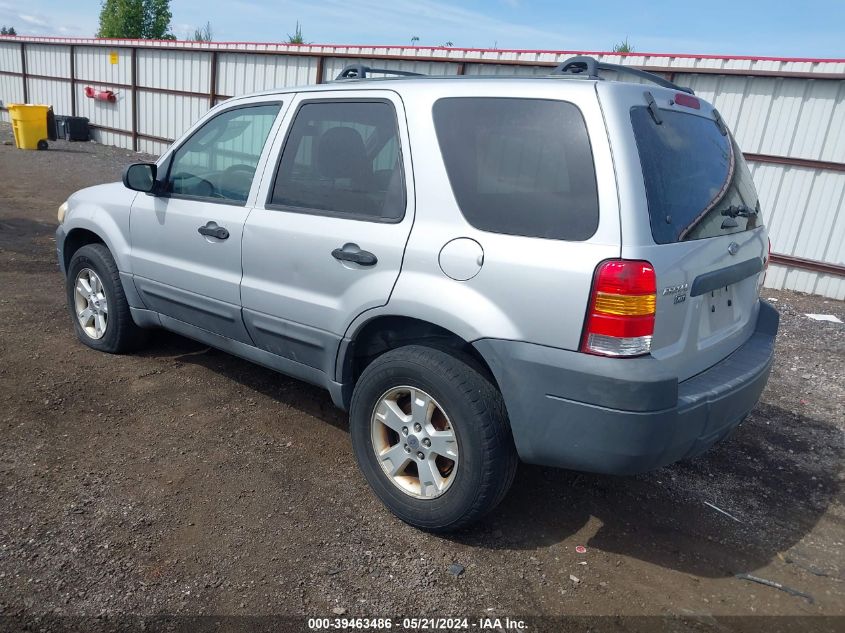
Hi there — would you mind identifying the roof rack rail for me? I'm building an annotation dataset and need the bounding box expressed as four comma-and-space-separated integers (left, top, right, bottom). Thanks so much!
550, 55, 695, 95
335, 64, 424, 80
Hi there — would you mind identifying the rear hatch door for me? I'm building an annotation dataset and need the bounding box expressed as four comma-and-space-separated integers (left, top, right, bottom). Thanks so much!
599, 83, 768, 381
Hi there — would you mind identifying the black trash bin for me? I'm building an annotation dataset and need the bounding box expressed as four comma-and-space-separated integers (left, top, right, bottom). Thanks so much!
47, 108, 57, 141
54, 115, 90, 142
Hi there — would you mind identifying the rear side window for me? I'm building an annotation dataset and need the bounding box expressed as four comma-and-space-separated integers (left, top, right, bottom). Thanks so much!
269, 101, 405, 221
630, 107, 760, 244
433, 98, 599, 241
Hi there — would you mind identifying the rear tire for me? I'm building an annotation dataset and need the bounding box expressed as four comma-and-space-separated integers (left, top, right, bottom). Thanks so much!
66, 243, 147, 354
350, 345, 517, 532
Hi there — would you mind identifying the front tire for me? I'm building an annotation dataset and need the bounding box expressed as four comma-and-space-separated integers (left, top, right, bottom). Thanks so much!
350, 345, 517, 532
66, 243, 146, 354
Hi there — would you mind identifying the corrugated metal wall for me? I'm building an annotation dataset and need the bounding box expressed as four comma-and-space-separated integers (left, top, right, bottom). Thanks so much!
0, 37, 842, 298
138, 49, 211, 93
73, 46, 134, 148
218, 52, 317, 95
0, 41, 23, 121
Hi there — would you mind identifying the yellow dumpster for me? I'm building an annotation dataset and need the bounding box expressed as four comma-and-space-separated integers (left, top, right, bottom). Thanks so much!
8, 104, 51, 150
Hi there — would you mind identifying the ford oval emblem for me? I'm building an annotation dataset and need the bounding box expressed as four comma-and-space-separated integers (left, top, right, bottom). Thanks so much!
728, 242, 740, 256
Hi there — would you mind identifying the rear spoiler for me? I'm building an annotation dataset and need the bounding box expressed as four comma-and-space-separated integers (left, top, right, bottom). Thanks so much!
551, 56, 695, 95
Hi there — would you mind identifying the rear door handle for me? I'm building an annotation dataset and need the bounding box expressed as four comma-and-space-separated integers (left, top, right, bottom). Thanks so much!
332, 243, 378, 266
198, 222, 229, 240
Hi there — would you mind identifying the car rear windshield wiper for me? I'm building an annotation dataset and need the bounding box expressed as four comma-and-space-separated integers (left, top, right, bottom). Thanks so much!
720, 204, 758, 218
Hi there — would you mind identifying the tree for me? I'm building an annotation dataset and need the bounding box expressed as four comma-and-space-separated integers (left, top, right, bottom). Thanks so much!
611, 37, 634, 54
1, 26, 17, 35
410, 35, 419, 45
97, 0, 174, 39
189, 21, 212, 42
143, 0, 173, 39
286, 21, 308, 45
441, 41, 454, 47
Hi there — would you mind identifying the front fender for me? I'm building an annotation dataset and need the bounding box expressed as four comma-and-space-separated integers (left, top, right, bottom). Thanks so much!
60, 182, 136, 273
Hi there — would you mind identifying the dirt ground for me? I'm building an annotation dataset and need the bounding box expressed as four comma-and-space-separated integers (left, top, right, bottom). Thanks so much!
0, 122, 843, 632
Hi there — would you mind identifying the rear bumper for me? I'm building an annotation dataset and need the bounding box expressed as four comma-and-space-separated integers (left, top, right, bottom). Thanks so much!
473, 301, 778, 475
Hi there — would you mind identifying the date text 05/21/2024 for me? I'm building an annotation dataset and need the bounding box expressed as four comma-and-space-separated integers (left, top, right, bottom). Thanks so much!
307, 617, 528, 630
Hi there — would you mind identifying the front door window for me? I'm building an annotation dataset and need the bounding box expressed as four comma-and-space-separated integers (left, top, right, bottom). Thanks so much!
167, 103, 281, 203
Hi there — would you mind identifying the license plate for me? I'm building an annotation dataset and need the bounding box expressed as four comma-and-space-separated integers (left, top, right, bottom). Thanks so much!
706, 286, 737, 330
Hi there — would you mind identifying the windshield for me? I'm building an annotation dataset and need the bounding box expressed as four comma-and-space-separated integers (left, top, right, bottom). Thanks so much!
630, 106, 760, 244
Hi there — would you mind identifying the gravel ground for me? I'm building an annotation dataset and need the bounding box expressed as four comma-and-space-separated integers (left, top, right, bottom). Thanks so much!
0, 123, 843, 631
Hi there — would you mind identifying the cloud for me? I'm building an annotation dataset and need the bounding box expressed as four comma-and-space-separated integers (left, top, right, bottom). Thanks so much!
0, 2, 92, 36
18, 13, 50, 28
251, 0, 574, 48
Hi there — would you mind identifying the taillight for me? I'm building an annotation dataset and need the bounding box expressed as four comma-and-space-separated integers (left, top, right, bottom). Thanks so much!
581, 260, 656, 357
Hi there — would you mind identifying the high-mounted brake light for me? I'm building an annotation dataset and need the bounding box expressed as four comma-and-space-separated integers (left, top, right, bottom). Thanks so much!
673, 93, 700, 110
581, 260, 656, 357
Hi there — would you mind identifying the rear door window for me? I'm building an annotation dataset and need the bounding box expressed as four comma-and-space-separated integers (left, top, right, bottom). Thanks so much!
433, 98, 599, 241
268, 101, 405, 222
630, 107, 760, 244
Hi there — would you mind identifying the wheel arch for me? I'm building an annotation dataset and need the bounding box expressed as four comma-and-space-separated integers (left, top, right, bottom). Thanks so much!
62, 227, 106, 272
60, 204, 132, 275
335, 314, 501, 410
60, 215, 144, 313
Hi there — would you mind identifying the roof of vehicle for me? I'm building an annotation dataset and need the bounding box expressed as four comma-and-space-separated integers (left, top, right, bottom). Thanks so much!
226, 56, 694, 103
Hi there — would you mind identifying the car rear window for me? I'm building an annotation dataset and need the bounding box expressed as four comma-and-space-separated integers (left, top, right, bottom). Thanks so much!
433, 98, 599, 241
630, 106, 760, 244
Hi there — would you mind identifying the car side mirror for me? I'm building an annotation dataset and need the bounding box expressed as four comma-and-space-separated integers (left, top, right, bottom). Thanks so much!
123, 163, 159, 194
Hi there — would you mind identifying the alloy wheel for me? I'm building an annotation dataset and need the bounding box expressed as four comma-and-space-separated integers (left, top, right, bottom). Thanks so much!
73, 268, 109, 339
371, 386, 459, 499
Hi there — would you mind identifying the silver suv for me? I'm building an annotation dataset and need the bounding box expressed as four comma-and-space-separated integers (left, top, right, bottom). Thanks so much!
56, 57, 778, 531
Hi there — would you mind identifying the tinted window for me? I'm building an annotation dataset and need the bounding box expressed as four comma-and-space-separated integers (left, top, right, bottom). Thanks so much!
630, 107, 760, 244
269, 101, 405, 221
167, 104, 281, 203
433, 98, 599, 240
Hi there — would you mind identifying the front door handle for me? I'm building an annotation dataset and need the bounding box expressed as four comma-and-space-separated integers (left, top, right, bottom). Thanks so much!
198, 222, 229, 240
332, 243, 378, 266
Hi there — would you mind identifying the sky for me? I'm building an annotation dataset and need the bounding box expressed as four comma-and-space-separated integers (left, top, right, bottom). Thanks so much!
0, 0, 843, 58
